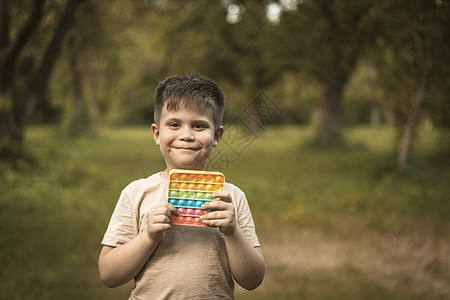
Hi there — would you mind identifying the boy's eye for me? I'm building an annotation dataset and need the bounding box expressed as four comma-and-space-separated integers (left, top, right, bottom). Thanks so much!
193, 123, 207, 129
168, 122, 180, 128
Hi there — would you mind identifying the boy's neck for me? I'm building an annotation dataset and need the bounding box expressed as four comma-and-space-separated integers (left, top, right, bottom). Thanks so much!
160, 167, 208, 181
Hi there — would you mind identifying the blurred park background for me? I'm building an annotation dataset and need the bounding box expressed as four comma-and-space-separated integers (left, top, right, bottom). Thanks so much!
1, 0, 450, 299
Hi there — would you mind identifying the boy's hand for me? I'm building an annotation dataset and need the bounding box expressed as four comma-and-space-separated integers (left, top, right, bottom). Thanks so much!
146, 202, 177, 241
200, 191, 237, 235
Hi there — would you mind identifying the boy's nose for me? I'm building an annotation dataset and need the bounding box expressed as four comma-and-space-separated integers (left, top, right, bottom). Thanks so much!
179, 127, 195, 141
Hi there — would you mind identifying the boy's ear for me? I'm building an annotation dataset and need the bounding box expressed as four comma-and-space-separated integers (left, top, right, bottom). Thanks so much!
213, 126, 224, 147
151, 123, 160, 146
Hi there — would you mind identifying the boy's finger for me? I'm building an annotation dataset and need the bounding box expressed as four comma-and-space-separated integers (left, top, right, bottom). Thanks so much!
150, 205, 177, 218
202, 200, 233, 211
211, 191, 231, 202
201, 210, 224, 220
149, 214, 171, 225
166, 202, 178, 215
201, 218, 220, 227
149, 223, 172, 233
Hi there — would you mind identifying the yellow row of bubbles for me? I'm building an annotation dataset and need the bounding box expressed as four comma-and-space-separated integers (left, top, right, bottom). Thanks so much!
169, 182, 222, 191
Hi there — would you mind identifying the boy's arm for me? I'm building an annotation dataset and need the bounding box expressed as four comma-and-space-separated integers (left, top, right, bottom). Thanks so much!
223, 228, 265, 290
98, 202, 177, 287
98, 231, 158, 287
200, 192, 265, 290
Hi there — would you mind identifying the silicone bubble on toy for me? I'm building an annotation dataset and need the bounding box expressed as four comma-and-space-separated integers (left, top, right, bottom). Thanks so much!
168, 169, 225, 227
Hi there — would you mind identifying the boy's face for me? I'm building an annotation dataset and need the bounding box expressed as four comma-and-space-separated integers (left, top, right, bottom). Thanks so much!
152, 102, 223, 171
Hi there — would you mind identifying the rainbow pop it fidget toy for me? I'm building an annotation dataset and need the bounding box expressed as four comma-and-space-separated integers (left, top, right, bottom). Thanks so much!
167, 169, 225, 227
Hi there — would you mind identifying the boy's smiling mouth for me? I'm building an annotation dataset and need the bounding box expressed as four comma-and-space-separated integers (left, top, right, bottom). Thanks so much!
172, 146, 201, 151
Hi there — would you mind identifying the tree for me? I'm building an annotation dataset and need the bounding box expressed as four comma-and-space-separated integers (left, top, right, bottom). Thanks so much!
50, 0, 119, 133
0, 0, 86, 159
276, 0, 376, 146
372, 0, 450, 169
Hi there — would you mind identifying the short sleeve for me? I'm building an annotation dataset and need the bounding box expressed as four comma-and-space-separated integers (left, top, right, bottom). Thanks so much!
101, 190, 138, 247
227, 184, 260, 248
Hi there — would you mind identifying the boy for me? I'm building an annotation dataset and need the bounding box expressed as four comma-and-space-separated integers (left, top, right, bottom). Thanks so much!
99, 73, 265, 299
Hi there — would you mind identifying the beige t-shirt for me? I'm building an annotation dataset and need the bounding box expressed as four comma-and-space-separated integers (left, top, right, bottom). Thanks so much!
101, 173, 260, 300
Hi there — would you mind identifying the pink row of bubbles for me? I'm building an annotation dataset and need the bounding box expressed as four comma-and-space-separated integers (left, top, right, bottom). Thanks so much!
176, 207, 210, 217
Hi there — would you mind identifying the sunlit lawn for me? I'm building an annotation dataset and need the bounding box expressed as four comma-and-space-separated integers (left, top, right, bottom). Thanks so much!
0, 125, 449, 299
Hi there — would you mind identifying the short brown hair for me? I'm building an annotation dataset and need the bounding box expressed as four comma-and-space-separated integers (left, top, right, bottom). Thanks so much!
154, 73, 226, 129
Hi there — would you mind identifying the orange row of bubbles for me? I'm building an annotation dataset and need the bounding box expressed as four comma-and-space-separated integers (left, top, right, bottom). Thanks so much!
170, 173, 224, 184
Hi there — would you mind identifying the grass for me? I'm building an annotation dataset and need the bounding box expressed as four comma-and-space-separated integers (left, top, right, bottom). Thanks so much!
0, 125, 449, 299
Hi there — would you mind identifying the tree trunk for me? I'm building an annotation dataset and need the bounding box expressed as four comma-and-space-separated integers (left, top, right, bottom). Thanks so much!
69, 47, 83, 129
0, 0, 85, 159
87, 58, 101, 131
0, 91, 25, 157
397, 70, 428, 169
366, 63, 380, 129
0, 0, 44, 157
316, 77, 345, 146
0, 0, 44, 93
371, 99, 380, 129
24, 0, 86, 119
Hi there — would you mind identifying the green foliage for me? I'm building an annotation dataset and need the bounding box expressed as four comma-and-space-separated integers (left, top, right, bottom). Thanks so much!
1, 126, 448, 299
3, 0, 449, 163
371, 0, 450, 127
12, 0, 444, 148
266, 73, 317, 124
